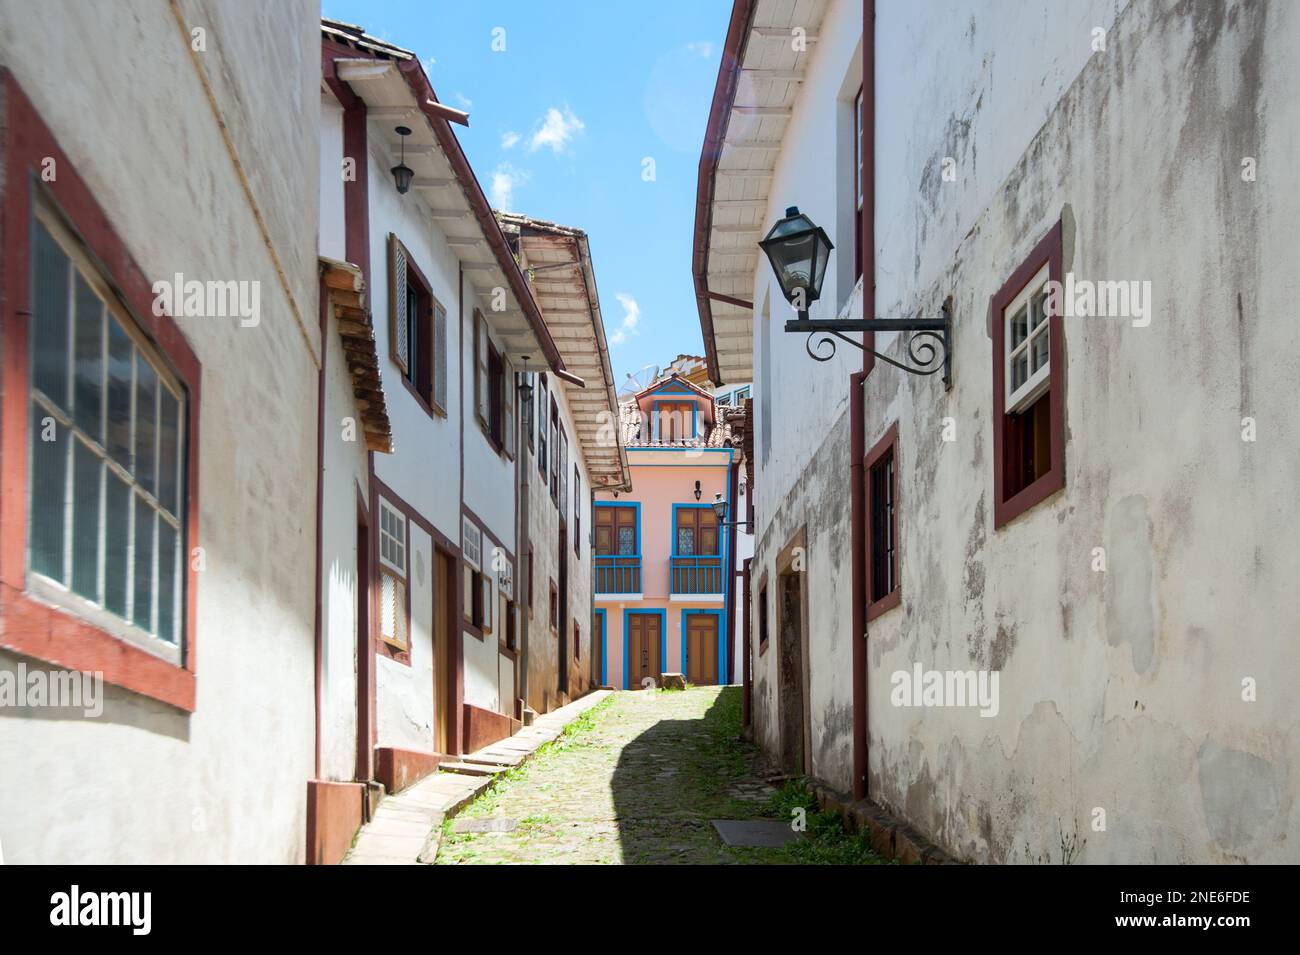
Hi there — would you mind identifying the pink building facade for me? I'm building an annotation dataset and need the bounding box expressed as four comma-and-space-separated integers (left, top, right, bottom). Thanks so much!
593, 375, 745, 689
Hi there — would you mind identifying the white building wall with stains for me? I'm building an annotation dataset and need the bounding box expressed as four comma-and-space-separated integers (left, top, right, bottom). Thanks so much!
750, 0, 1300, 862
0, 0, 321, 862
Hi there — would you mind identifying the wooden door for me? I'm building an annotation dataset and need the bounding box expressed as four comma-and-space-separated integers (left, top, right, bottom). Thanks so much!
627, 614, 662, 688
675, 507, 719, 556
685, 613, 719, 685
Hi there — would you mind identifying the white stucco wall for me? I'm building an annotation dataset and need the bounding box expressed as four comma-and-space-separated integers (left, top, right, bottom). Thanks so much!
521, 372, 595, 712
0, 0, 320, 863
749, 0, 1300, 863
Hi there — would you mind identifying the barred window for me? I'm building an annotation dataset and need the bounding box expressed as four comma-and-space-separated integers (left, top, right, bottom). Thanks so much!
28, 213, 186, 659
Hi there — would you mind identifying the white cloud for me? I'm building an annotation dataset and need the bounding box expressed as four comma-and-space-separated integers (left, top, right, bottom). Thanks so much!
615, 293, 640, 330
607, 293, 641, 347
488, 163, 527, 210
501, 130, 521, 150
686, 41, 715, 58
453, 91, 472, 109
528, 107, 585, 154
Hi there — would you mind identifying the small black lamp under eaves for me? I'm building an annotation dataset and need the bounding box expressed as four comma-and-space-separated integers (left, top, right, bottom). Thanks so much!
759, 206, 834, 319
391, 125, 414, 195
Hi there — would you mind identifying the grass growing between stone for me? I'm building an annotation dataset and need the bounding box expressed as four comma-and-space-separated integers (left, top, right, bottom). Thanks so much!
433, 686, 887, 864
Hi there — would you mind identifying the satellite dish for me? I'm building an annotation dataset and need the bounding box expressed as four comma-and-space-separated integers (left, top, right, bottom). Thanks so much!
618, 363, 660, 398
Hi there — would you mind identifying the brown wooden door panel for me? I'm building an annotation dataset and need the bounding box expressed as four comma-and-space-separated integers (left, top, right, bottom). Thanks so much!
628, 613, 662, 688
685, 613, 718, 686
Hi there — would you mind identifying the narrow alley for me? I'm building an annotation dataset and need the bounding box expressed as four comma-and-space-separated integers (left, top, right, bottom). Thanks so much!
434, 686, 880, 865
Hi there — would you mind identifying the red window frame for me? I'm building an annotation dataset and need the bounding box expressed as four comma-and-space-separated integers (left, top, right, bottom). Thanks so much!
0, 71, 201, 711
865, 422, 900, 621
991, 220, 1066, 529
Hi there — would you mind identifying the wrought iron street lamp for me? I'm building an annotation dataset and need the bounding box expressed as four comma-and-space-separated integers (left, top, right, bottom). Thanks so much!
762, 207, 952, 387
758, 206, 834, 319
711, 493, 747, 528
391, 126, 414, 195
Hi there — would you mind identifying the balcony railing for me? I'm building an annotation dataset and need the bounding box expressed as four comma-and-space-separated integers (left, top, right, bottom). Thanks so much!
594, 555, 641, 594
670, 555, 723, 595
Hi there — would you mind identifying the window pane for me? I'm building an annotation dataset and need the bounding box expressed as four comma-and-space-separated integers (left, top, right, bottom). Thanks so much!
1031, 327, 1050, 373
133, 495, 154, 632
73, 276, 104, 442
157, 520, 178, 644
33, 223, 71, 408
104, 471, 130, 618
678, 527, 696, 555
106, 318, 133, 468
71, 439, 101, 601
1012, 353, 1029, 392
135, 355, 157, 494
1031, 288, 1049, 328
158, 387, 180, 516
617, 526, 635, 555
1010, 304, 1028, 348
29, 406, 67, 581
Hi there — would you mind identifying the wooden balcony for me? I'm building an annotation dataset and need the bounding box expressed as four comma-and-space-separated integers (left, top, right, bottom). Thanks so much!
594, 555, 641, 594
670, 555, 723, 595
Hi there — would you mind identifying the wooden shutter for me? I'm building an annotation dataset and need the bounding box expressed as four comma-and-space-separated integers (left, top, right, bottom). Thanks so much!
504, 358, 516, 459
595, 508, 614, 554
388, 234, 409, 374
433, 300, 447, 412
474, 310, 489, 426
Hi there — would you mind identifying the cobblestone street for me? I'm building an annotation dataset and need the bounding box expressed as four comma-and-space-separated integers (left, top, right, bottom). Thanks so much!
435, 686, 870, 865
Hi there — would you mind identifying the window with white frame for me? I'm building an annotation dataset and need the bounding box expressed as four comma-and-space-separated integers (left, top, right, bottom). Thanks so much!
378, 498, 408, 650
1004, 264, 1052, 414
734, 385, 751, 403
716, 392, 732, 407
27, 213, 186, 659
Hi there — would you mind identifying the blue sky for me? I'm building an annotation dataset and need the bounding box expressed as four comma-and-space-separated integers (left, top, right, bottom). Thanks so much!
324, 0, 732, 390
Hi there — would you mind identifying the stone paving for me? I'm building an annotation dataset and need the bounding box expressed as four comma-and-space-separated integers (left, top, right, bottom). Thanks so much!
434, 685, 804, 865
345, 690, 612, 865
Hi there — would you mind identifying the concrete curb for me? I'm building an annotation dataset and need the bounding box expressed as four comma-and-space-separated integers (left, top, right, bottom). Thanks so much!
344, 689, 613, 865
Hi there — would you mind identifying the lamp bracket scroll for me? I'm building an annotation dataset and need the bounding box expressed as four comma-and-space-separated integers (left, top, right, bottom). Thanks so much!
783, 296, 953, 391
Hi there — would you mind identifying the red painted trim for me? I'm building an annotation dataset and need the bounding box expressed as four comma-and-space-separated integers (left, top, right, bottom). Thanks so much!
462, 701, 520, 753
850, 0, 874, 803
322, 42, 371, 290
724, 458, 739, 684
374, 745, 447, 794
692, 0, 758, 385
314, 273, 329, 776
0, 70, 199, 712
742, 556, 752, 726
991, 220, 1066, 530
864, 420, 900, 622
305, 779, 366, 865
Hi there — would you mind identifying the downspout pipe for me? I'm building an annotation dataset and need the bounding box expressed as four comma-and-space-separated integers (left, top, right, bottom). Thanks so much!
851, 0, 876, 803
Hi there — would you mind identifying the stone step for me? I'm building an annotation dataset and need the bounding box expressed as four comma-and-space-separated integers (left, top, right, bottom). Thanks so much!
438, 761, 506, 777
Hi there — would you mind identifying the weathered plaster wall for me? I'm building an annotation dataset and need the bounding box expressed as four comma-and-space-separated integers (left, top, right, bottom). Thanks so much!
0, 0, 320, 862
865, 0, 1300, 863
523, 375, 594, 712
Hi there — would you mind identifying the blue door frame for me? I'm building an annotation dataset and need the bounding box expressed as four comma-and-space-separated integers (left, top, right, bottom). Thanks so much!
594, 608, 607, 686
680, 608, 727, 686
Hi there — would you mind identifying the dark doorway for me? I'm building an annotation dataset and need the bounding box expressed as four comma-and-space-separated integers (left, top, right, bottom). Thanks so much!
778, 570, 805, 775
557, 523, 569, 696
433, 550, 454, 754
